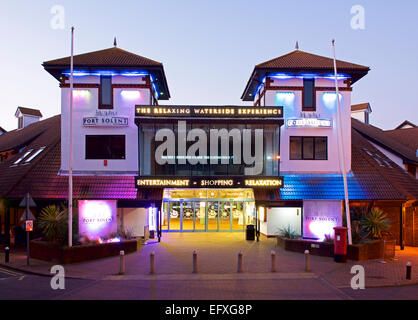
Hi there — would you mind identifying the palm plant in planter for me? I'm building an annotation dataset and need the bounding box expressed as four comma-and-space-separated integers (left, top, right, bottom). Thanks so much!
360, 208, 391, 240
37, 205, 67, 243
279, 225, 300, 239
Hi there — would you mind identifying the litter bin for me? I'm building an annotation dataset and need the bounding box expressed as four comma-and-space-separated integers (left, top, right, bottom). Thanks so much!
246, 224, 255, 241
333, 227, 348, 263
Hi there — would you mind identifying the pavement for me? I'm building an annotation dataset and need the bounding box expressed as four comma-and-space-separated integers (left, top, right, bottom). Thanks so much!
0, 233, 417, 289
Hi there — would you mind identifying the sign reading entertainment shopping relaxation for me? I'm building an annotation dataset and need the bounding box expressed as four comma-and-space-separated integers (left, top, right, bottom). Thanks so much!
135, 105, 283, 118
135, 177, 284, 189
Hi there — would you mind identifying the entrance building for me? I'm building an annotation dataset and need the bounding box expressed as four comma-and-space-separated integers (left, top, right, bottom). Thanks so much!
5, 45, 408, 248
161, 188, 255, 232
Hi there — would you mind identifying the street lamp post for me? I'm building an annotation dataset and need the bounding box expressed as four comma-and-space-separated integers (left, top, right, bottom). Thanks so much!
332, 39, 352, 245
68, 26, 74, 247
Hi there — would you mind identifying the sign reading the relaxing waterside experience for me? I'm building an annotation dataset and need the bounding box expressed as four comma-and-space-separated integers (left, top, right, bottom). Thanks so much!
135, 105, 283, 118
135, 177, 283, 188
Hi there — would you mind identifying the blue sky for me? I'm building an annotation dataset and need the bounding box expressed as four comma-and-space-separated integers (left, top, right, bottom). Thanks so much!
0, 0, 417, 131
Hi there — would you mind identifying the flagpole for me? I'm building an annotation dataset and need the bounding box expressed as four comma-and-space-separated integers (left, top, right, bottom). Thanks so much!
68, 26, 74, 247
332, 39, 352, 245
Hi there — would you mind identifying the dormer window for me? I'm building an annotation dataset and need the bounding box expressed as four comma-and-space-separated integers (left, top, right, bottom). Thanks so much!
99, 75, 113, 109
15, 107, 42, 129
302, 79, 315, 111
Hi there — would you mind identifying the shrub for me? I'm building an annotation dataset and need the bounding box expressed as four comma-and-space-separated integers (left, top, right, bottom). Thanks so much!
118, 227, 134, 240
279, 225, 300, 239
37, 205, 67, 243
360, 208, 391, 240
324, 234, 334, 243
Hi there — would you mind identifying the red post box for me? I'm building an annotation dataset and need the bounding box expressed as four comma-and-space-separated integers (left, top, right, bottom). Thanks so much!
333, 227, 348, 263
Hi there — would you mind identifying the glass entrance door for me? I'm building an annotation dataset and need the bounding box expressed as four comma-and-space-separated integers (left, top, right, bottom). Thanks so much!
232, 201, 245, 231
219, 201, 231, 231
162, 189, 255, 232
168, 201, 181, 231
182, 201, 194, 231
207, 201, 219, 231
194, 201, 206, 231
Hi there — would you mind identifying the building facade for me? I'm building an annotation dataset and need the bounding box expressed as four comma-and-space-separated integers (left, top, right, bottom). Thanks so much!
0, 46, 417, 247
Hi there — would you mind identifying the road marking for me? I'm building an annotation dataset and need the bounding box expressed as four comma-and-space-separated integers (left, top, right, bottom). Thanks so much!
103, 272, 320, 281
0, 267, 22, 277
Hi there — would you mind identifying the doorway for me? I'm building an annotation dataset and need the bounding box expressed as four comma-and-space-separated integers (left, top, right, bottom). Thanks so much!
161, 189, 255, 232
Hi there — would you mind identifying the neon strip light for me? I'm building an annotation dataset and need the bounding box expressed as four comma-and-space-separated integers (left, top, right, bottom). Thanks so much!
63, 70, 150, 77
269, 73, 349, 80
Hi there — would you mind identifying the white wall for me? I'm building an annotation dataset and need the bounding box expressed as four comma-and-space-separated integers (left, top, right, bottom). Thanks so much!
261, 207, 302, 236
120, 207, 148, 237
351, 111, 366, 123
264, 77, 352, 174
60, 75, 152, 175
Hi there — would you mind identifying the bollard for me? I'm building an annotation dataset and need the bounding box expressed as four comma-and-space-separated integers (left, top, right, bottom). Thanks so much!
304, 250, 310, 272
150, 251, 156, 274
192, 250, 198, 273
5, 247, 10, 263
119, 250, 125, 275
406, 262, 412, 280
271, 250, 277, 272
237, 251, 243, 273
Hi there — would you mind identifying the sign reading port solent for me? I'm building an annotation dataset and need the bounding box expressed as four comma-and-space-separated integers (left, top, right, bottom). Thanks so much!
135, 105, 283, 118
83, 116, 128, 127
286, 118, 332, 128
135, 177, 284, 189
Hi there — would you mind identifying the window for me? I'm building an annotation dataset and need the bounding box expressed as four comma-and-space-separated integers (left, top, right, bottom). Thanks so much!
140, 123, 281, 176
289, 137, 302, 160
13, 149, 33, 165
25, 147, 46, 163
314, 137, 327, 160
85, 135, 125, 159
99, 76, 112, 109
289, 136, 327, 160
302, 79, 315, 111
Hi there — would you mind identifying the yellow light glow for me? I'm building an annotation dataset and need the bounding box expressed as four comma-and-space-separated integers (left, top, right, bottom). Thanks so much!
259, 207, 265, 221
73, 89, 90, 98
121, 90, 141, 99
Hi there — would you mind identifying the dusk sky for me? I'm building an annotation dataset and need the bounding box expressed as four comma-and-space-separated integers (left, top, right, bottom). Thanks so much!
1, 0, 417, 131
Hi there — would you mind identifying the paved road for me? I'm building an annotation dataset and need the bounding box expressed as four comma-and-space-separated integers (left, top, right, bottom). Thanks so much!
0, 267, 22, 280
0, 272, 417, 300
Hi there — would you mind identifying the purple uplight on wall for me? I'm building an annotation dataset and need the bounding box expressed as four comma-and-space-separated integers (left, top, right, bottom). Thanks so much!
79, 200, 117, 240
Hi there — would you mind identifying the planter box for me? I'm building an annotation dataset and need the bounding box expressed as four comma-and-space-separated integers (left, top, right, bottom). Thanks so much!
281, 237, 387, 261
284, 238, 334, 257
30, 239, 140, 264
276, 236, 286, 248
